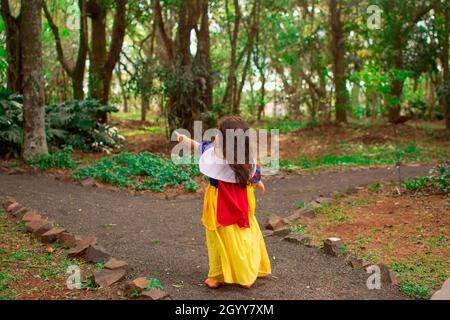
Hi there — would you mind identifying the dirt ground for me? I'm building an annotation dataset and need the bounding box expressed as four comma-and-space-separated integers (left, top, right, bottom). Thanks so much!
0, 164, 434, 300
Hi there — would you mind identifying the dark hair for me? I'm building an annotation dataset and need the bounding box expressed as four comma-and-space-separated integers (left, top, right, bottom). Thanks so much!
217, 116, 253, 188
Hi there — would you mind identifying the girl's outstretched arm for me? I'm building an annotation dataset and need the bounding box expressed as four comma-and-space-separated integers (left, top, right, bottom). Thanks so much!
254, 180, 265, 193
174, 132, 201, 154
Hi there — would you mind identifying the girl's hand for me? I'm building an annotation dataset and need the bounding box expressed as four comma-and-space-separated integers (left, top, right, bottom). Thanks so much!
255, 181, 265, 194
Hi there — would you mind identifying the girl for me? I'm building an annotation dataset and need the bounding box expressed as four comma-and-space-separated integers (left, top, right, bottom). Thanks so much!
176, 116, 271, 289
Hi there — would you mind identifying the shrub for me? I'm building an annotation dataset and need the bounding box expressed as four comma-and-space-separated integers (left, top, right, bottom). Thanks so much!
0, 91, 123, 157
402, 177, 429, 191
429, 164, 450, 194
72, 151, 200, 193
0, 90, 23, 157
28, 147, 77, 171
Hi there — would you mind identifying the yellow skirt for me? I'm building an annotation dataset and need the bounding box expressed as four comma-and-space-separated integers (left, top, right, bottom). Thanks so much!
202, 184, 271, 286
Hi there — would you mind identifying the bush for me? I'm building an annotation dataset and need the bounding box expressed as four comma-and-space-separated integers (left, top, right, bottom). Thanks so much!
429, 164, 449, 194
46, 99, 124, 152
0, 91, 123, 157
0, 90, 23, 157
72, 151, 200, 193
28, 147, 77, 171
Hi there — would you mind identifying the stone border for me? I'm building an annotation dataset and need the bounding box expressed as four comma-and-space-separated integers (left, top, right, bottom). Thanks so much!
1, 197, 170, 300
264, 194, 400, 287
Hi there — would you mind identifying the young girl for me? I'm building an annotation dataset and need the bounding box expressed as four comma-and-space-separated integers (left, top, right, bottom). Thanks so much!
176, 116, 271, 289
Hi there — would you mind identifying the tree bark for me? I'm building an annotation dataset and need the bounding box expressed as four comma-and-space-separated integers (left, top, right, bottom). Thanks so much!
442, 2, 449, 128
329, 0, 348, 123
43, 0, 88, 100
20, 0, 48, 160
87, 0, 128, 123
1, 0, 22, 93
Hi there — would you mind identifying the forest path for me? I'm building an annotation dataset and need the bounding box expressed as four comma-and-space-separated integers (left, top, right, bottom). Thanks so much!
0, 164, 433, 300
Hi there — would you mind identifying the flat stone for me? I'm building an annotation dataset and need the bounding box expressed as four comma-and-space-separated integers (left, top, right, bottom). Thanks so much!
22, 211, 43, 222
67, 236, 97, 257
24, 220, 53, 237
40, 227, 66, 244
290, 208, 315, 220
379, 264, 398, 286
10, 206, 28, 218
138, 288, 170, 300
93, 269, 126, 287
80, 178, 96, 187
315, 196, 336, 205
105, 258, 129, 271
262, 230, 274, 237
345, 255, 371, 269
6, 202, 21, 213
124, 277, 151, 297
431, 279, 450, 300
272, 228, 291, 237
84, 244, 110, 263
58, 232, 77, 248
283, 234, 311, 245
323, 237, 346, 256
265, 214, 286, 231
2, 198, 17, 210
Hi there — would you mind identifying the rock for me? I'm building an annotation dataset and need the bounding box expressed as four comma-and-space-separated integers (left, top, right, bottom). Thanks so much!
80, 178, 96, 187
58, 232, 77, 249
124, 277, 151, 297
24, 220, 53, 237
378, 264, 398, 286
105, 258, 129, 271
345, 255, 371, 269
10, 206, 28, 218
138, 288, 170, 300
6, 202, 21, 213
315, 196, 336, 205
309, 201, 322, 210
272, 228, 291, 237
67, 236, 97, 257
40, 227, 66, 244
290, 208, 315, 219
93, 269, 126, 287
284, 233, 311, 246
323, 237, 346, 256
262, 230, 274, 237
431, 278, 450, 300
84, 244, 110, 263
2, 198, 17, 210
265, 214, 286, 231
22, 211, 42, 222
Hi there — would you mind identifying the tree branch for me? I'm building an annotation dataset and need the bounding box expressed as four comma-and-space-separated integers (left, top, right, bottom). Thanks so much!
105, 0, 128, 76
153, 0, 174, 60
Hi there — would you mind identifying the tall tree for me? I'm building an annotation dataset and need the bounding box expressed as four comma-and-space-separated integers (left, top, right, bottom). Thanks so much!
1, 0, 22, 93
20, 0, 48, 159
329, 0, 349, 123
153, 0, 213, 132
86, 0, 128, 122
42, 0, 89, 99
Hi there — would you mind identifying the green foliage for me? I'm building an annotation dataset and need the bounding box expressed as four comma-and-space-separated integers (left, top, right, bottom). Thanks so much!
429, 164, 450, 194
296, 201, 306, 208
402, 177, 429, 191
28, 147, 77, 171
144, 277, 163, 290
290, 225, 306, 235
0, 93, 123, 157
0, 90, 23, 157
266, 119, 319, 134
72, 152, 200, 192
399, 282, 430, 300
46, 99, 123, 152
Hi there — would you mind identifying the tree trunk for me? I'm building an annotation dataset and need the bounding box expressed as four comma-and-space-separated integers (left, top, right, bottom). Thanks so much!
87, 0, 127, 123
20, 0, 48, 160
116, 65, 128, 112
329, 0, 348, 123
141, 96, 149, 122
442, 3, 450, 129
1, 0, 22, 93
43, 0, 88, 100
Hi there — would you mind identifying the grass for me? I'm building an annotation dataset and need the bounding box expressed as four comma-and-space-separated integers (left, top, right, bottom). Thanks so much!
297, 178, 449, 299
0, 208, 104, 299
72, 151, 200, 193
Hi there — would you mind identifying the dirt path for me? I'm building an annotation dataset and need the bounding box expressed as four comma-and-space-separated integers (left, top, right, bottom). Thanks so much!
0, 165, 433, 300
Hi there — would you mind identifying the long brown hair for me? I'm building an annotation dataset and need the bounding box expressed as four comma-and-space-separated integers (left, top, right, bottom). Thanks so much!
217, 116, 253, 188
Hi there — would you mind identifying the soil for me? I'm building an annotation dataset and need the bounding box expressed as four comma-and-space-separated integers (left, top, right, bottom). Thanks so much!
0, 164, 433, 300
